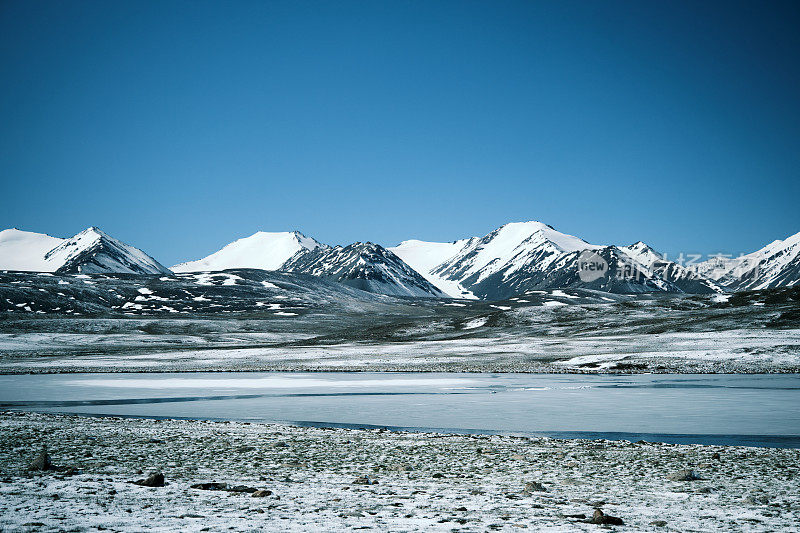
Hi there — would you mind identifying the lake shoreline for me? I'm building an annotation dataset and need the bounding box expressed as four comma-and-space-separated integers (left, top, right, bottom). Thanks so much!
4, 409, 800, 449
3, 367, 800, 375
2, 360, 800, 375
1, 411, 798, 531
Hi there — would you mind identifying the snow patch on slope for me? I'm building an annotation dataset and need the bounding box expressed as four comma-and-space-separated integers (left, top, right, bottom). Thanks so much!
390, 239, 477, 298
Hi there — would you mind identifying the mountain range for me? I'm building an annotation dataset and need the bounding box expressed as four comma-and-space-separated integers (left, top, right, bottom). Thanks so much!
1, 222, 798, 299
694, 231, 800, 291
392, 222, 723, 299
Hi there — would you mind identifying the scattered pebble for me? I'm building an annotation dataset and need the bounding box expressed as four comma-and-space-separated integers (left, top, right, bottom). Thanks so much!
27, 447, 54, 472
132, 472, 165, 487
589, 509, 624, 525
667, 469, 702, 481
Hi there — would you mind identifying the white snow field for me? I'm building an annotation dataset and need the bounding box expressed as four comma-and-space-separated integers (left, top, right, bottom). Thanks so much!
0, 229, 64, 272
390, 238, 478, 298
172, 231, 325, 272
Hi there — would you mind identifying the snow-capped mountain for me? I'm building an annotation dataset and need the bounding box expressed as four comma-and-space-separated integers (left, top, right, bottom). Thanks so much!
171, 231, 326, 272
441, 244, 696, 299
282, 242, 445, 298
695, 231, 800, 291
0, 227, 170, 275
431, 221, 602, 299
47, 227, 172, 275
171, 231, 443, 298
392, 221, 722, 298
392, 221, 601, 298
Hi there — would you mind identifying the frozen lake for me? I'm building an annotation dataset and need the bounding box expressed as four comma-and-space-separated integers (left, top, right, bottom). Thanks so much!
2, 372, 799, 447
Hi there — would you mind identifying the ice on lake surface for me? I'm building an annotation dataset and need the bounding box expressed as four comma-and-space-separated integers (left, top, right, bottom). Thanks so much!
1, 372, 799, 448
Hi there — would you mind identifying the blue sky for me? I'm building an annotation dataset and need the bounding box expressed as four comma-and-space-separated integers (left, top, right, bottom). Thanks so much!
1, 0, 798, 266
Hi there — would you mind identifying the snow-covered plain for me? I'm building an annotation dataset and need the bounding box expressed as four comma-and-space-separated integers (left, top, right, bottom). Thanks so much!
1, 411, 798, 532
5, 328, 797, 374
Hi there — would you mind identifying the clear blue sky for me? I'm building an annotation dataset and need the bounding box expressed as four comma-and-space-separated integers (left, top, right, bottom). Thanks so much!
1, 0, 798, 266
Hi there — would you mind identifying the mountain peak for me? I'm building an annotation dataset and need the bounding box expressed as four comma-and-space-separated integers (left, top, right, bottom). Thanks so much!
500, 220, 543, 227
760, 230, 800, 254
0, 227, 168, 275
390, 221, 600, 298
282, 241, 444, 297
0, 228, 41, 242
622, 241, 660, 258
46, 228, 170, 275
250, 230, 306, 239
620, 242, 673, 272
349, 241, 377, 249
72, 226, 110, 242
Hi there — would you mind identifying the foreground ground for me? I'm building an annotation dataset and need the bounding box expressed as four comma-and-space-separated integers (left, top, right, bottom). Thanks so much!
0, 412, 797, 532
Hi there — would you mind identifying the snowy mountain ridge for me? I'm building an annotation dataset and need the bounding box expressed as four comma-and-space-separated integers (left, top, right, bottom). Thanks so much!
389, 238, 479, 299
694, 231, 800, 291
3, 222, 798, 299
